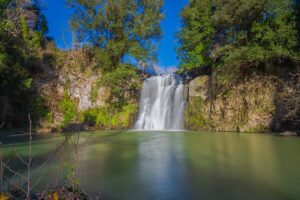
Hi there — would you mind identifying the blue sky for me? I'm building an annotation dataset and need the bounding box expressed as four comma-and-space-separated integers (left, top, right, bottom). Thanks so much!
43, 0, 188, 68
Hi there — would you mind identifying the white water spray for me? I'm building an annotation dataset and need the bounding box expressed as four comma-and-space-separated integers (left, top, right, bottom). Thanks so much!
134, 74, 186, 130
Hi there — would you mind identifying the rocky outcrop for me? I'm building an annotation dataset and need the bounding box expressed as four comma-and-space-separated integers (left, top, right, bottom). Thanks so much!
57, 74, 107, 111
34, 49, 145, 131
185, 76, 277, 132
189, 75, 210, 101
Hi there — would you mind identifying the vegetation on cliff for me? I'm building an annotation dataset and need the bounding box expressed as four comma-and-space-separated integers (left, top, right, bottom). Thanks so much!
179, 0, 300, 133
178, 0, 299, 76
0, 0, 163, 131
68, 0, 163, 105
0, 0, 51, 128
1, 0, 299, 134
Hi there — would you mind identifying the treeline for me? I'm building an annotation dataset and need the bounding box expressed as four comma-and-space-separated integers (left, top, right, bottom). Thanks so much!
178, 0, 300, 82
4, 0, 299, 131
179, 0, 300, 133
0, 0, 50, 128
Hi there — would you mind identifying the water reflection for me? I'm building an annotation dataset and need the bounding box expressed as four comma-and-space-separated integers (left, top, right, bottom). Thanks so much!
1, 131, 300, 199
183, 133, 299, 200
135, 133, 191, 199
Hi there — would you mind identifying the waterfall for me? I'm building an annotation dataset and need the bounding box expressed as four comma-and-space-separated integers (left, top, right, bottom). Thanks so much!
134, 74, 186, 130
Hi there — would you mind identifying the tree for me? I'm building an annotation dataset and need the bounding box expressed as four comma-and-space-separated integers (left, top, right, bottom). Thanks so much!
178, 0, 299, 81
68, 0, 163, 107
177, 0, 214, 72
0, 0, 49, 127
295, 0, 300, 50
212, 0, 298, 74
68, 0, 163, 71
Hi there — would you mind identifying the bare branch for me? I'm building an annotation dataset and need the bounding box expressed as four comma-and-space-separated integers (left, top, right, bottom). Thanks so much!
14, 150, 29, 167
27, 113, 32, 200
2, 162, 28, 180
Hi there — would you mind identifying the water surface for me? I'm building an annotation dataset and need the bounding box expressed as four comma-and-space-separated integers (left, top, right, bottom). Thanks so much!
1, 131, 300, 199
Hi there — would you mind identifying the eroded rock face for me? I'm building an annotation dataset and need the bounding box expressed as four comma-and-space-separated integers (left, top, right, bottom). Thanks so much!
189, 76, 210, 101
58, 74, 107, 111
35, 50, 144, 131
185, 77, 276, 133
69, 77, 106, 111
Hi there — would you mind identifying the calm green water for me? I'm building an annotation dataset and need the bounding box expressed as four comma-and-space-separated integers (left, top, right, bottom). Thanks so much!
1, 131, 300, 199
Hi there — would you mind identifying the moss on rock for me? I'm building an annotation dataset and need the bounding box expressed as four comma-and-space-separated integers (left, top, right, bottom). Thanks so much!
185, 77, 276, 133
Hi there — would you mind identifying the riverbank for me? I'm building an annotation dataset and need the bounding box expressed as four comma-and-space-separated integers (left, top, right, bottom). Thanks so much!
0, 187, 91, 200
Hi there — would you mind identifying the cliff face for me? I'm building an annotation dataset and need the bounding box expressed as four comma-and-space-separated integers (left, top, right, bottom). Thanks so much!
185, 75, 300, 134
31, 46, 299, 134
34, 49, 143, 132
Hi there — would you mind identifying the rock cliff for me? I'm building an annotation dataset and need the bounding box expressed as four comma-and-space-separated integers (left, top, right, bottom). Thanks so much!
185, 75, 299, 134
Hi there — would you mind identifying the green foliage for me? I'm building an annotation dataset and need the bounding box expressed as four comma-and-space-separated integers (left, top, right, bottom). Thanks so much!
247, 124, 269, 133
222, 90, 232, 98
32, 96, 49, 118
65, 162, 81, 189
185, 97, 210, 129
44, 111, 54, 124
99, 66, 141, 107
177, 0, 214, 72
22, 78, 33, 89
80, 108, 98, 126
20, 15, 30, 41
81, 103, 138, 129
59, 94, 77, 128
178, 0, 299, 81
116, 103, 138, 128
95, 108, 111, 128
0, 0, 50, 128
213, 0, 297, 67
33, 5, 49, 34
89, 85, 99, 103
296, 0, 300, 49
68, 0, 163, 70
68, 0, 162, 106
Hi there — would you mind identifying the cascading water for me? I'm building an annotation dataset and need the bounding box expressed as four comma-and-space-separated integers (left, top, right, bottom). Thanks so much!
134, 74, 186, 130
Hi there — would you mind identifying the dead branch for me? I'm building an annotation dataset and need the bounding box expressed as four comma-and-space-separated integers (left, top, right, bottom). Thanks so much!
2, 162, 28, 180
27, 114, 32, 200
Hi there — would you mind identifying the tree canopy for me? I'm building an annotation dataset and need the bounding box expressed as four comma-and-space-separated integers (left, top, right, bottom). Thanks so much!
68, 0, 164, 71
0, 0, 49, 127
177, 0, 214, 72
178, 0, 300, 80
68, 0, 164, 107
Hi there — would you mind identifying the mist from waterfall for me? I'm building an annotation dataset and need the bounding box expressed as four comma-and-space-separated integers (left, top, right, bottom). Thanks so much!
134, 74, 186, 130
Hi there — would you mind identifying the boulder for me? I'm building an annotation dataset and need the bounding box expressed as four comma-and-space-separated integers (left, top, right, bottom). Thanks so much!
189, 75, 210, 100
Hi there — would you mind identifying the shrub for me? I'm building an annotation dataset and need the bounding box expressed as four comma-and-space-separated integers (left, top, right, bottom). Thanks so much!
59, 95, 77, 128
99, 67, 141, 107
80, 103, 138, 129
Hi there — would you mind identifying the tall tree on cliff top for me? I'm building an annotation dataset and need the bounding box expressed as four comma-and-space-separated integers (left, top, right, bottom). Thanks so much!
212, 0, 298, 77
178, 0, 299, 80
68, 0, 164, 71
68, 0, 163, 106
177, 0, 214, 72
